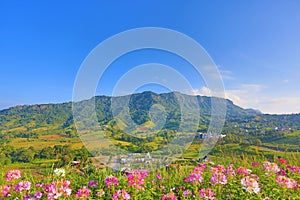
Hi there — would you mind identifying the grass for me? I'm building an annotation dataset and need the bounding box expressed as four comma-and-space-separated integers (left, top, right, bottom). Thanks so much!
9, 137, 82, 150
1, 151, 300, 199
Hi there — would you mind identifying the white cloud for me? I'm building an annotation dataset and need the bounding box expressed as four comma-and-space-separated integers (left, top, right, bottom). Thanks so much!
258, 97, 300, 114
219, 69, 235, 80
190, 84, 300, 114
190, 87, 212, 97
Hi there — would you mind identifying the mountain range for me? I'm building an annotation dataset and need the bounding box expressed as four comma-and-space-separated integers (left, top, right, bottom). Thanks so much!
0, 91, 300, 138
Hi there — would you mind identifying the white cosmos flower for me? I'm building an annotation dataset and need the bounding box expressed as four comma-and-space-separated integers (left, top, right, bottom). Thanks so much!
53, 168, 66, 177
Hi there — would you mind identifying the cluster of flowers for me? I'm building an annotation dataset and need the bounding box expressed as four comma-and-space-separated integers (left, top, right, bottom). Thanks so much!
287, 165, 300, 174
127, 170, 149, 190
240, 174, 260, 194
0, 158, 299, 199
1, 170, 80, 199
209, 164, 228, 185
276, 175, 298, 189
260, 159, 299, 189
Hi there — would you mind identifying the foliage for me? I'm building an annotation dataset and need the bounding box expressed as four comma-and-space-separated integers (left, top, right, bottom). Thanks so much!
0, 156, 299, 199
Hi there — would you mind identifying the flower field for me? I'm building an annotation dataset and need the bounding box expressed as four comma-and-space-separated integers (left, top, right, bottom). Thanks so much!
1, 158, 300, 199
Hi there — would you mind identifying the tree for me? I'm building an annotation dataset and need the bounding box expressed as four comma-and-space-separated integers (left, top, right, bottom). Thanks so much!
15, 149, 35, 163
254, 139, 262, 146
39, 147, 54, 159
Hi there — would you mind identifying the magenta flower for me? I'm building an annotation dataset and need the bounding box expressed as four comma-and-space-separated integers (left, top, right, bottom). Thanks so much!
15, 181, 31, 192
252, 162, 260, 167
287, 165, 300, 174
182, 190, 192, 196
88, 180, 98, 187
113, 190, 121, 200
75, 186, 90, 198
184, 173, 203, 184
105, 175, 119, 188
5, 170, 21, 181
34, 190, 43, 199
23, 194, 31, 200
276, 168, 287, 176
156, 174, 164, 181
210, 173, 227, 185
199, 188, 214, 200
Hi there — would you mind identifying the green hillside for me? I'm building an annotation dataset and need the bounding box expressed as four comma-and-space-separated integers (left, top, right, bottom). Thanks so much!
0, 91, 299, 154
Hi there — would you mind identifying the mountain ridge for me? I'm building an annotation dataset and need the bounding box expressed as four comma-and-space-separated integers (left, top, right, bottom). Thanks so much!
0, 91, 299, 138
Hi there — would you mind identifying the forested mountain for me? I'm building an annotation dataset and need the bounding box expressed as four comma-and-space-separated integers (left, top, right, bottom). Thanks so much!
0, 91, 299, 138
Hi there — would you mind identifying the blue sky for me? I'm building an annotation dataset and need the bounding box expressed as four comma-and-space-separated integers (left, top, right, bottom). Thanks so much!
1, 0, 300, 114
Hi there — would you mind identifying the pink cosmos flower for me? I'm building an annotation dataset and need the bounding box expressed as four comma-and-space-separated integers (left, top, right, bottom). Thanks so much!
198, 163, 207, 170
0, 185, 11, 197
162, 193, 177, 200
105, 175, 119, 188
139, 170, 149, 178
210, 173, 227, 185
210, 165, 225, 174
241, 175, 260, 194
276, 175, 298, 189
237, 167, 250, 176
184, 173, 203, 184
113, 190, 121, 200
158, 185, 166, 191
75, 186, 90, 198
56, 179, 72, 197
194, 164, 206, 174
252, 162, 260, 167
44, 183, 62, 199
225, 164, 236, 177
156, 174, 164, 181
276, 168, 287, 176
249, 174, 259, 181
113, 189, 130, 200
121, 189, 131, 200
127, 171, 148, 190
35, 183, 44, 188
286, 165, 300, 174
182, 190, 192, 196
5, 170, 21, 181
96, 189, 105, 197
199, 188, 214, 200
262, 161, 280, 175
